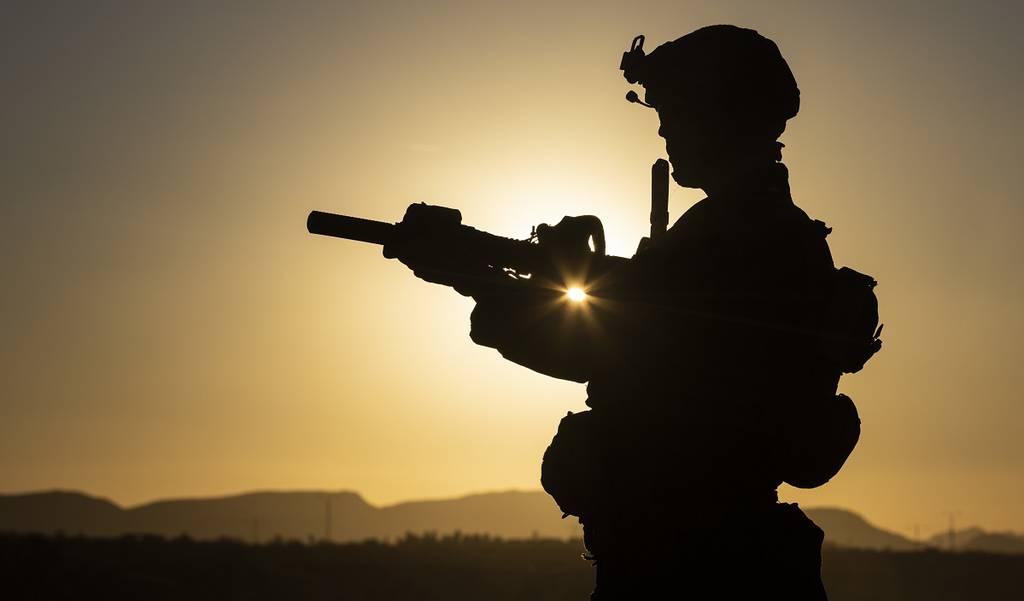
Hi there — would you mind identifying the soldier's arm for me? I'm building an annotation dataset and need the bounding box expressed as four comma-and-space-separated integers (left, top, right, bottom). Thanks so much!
469, 289, 595, 382
467, 250, 677, 382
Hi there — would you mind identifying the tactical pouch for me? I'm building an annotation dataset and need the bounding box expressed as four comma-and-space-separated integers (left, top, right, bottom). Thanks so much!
821, 267, 883, 374
541, 410, 605, 519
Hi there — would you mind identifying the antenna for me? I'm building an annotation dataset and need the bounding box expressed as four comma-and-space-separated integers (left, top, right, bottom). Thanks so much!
637, 158, 671, 254
650, 159, 670, 241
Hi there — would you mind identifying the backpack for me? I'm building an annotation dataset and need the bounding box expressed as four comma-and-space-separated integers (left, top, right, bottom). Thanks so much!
781, 259, 883, 489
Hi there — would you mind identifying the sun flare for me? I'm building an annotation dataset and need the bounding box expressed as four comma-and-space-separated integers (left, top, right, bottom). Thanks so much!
566, 287, 587, 303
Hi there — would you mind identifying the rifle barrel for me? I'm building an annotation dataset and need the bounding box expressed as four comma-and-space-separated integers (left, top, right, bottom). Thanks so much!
307, 211, 395, 245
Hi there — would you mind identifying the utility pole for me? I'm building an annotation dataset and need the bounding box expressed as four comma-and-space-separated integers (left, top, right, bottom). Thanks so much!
325, 494, 332, 542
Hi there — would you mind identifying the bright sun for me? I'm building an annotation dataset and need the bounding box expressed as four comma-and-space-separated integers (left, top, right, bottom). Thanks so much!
566, 287, 587, 303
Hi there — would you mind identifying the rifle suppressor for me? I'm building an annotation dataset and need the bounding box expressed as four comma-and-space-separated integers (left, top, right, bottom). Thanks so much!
307, 211, 395, 245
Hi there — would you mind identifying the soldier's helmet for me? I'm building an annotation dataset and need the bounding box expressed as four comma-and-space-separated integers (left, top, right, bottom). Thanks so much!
621, 25, 800, 139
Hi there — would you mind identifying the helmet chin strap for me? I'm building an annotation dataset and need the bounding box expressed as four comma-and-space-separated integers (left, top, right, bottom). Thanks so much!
672, 139, 789, 195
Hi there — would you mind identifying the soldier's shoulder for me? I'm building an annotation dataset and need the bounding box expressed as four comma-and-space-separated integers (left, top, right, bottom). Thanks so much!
784, 200, 819, 224
677, 196, 715, 222
665, 197, 717, 238
769, 198, 830, 237
793, 204, 834, 240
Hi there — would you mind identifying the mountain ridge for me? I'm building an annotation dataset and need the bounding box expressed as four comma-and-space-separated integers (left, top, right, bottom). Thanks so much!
2, 489, 1019, 553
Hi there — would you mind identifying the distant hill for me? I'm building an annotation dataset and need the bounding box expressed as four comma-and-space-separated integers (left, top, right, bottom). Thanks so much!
0, 490, 125, 537
2, 489, 1016, 553
0, 490, 576, 542
803, 507, 919, 551
928, 527, 1024, 554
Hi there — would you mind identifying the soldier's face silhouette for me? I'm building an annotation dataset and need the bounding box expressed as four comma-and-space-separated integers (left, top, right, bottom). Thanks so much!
654, 93, 783, 191
654, 100, 725, 189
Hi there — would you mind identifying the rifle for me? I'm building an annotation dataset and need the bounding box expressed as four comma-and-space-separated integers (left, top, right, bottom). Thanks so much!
306, 160, 669, 297
307, 203, 626, 296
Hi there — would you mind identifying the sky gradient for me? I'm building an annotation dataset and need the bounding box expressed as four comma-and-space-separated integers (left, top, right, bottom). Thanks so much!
2, 1, 1022, 539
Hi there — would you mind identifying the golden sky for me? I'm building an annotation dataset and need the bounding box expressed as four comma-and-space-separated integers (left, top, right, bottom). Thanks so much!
2, 1, 1022, 538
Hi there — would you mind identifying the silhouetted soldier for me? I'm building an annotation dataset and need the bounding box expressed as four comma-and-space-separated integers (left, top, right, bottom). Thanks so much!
380, 24, 881, 600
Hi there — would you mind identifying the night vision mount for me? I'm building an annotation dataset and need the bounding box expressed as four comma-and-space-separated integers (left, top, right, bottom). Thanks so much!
620, 35, 654, 108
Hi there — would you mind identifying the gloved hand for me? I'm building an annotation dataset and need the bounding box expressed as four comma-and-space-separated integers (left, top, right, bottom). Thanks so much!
382, 204, 462, 285
382, 204, 506, 296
